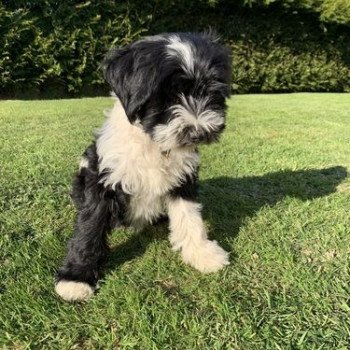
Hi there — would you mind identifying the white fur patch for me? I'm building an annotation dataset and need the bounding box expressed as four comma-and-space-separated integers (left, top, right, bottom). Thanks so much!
167, 198, 229, 273
167, 35, 194, 73
55, 280, 94, 302
152, 117, 189, 150
79, 157, 89, 169
96, 101, 199, 227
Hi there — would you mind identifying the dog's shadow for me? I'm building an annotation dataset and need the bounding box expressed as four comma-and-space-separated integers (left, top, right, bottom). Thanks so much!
106, 165, 347, 270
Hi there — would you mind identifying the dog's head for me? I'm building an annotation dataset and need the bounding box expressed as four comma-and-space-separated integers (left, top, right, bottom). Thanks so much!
103, 32, 231, 150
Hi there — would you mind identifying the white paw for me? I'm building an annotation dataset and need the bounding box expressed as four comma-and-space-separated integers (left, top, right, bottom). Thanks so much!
55, 280, 95, 302
181, 240, 230, 273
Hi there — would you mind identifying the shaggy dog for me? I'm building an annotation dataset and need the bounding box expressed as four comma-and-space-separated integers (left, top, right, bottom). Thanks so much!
55, 32, 231, 301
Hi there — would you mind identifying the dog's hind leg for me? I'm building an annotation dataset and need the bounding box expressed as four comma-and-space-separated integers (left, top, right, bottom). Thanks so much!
167, 176, 229, 273
55, 145, 123, 302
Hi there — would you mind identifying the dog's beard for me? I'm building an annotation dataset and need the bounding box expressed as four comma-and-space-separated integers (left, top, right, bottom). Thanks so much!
151, 94, 225, 151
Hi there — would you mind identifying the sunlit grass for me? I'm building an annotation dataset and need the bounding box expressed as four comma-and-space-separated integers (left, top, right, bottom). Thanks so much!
0, 94, 349, 349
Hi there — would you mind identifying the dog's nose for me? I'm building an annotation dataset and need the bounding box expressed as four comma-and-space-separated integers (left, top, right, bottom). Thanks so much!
190, 134, 200, 142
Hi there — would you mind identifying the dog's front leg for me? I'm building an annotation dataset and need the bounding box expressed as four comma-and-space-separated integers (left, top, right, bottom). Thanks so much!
55, 184, 117, 302
167, 196, 229, 273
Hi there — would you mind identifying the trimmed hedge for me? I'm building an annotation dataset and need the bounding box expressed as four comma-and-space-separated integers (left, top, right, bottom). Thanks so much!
243, 0, 350, 25
222, 8, 350, 93
0, 1, 349, 97
0, 1, 151, 97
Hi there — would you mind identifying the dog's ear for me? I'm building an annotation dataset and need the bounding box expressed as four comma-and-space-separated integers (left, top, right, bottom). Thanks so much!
103, 41, 163, 122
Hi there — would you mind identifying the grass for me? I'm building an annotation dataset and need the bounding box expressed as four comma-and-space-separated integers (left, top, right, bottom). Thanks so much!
0, 94, 349, 350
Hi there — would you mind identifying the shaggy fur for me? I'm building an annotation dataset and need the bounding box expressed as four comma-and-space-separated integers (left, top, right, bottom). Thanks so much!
55, 32, 231, 301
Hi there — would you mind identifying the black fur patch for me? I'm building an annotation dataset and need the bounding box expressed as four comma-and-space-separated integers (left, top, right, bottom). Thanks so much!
57, 143, 129, 286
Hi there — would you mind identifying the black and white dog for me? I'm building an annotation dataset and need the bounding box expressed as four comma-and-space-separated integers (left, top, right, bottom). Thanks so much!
55, 32, 231, 301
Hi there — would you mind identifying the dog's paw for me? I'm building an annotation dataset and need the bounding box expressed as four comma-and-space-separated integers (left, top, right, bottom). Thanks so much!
55, 280, 95, 302
181, 239, 229, 273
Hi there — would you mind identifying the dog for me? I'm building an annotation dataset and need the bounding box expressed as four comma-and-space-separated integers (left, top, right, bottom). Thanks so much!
55, 32, 231, 301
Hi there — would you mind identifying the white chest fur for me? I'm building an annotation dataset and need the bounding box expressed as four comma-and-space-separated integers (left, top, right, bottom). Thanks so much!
96, 101, 199, 227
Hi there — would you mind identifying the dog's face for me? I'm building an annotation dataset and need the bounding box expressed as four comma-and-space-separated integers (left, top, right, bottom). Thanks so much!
103, 32, 231, 150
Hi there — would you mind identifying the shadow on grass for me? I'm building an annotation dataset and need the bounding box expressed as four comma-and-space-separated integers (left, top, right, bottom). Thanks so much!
106, 166, 347, 270
201, 165, 347, 250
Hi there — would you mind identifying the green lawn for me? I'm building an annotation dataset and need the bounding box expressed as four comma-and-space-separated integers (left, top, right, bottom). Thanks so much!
0, 94, 349, 349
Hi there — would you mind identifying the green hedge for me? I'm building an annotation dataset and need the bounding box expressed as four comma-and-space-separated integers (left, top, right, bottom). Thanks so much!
0, 1, 151, 97
222, 8, 350, 93
243, 0, 350, 25
0, 0, 349, 97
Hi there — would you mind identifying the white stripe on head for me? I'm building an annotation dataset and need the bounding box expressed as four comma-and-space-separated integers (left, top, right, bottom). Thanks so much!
166, 35, 194, 73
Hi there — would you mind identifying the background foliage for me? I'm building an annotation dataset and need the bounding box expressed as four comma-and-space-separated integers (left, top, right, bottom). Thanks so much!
0, 0, 349, 97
